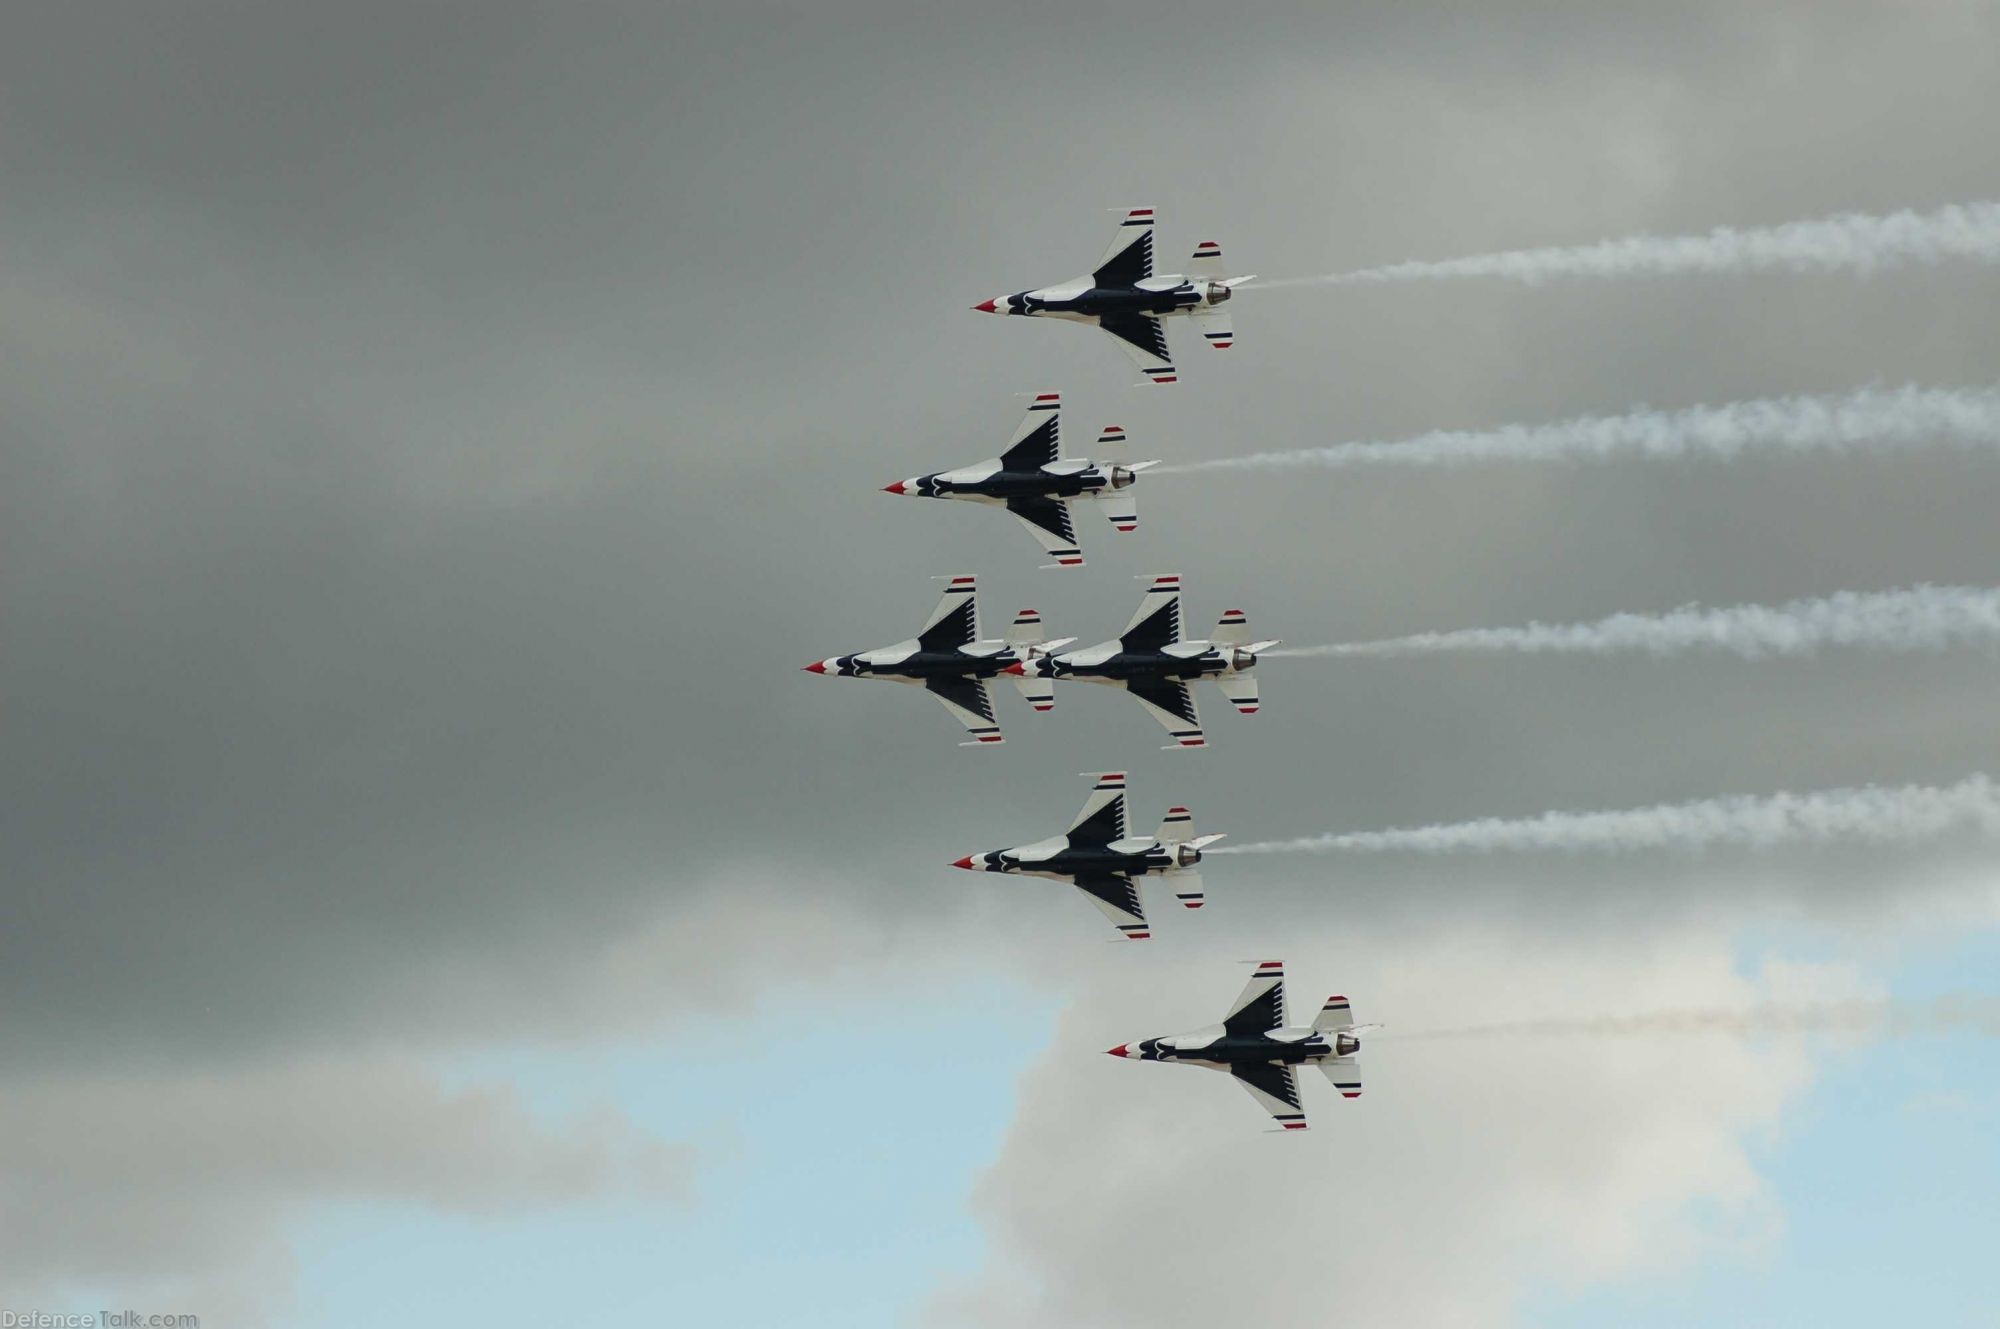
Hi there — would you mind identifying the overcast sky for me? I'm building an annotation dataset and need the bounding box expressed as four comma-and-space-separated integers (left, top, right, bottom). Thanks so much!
4, 3, 1999, 1324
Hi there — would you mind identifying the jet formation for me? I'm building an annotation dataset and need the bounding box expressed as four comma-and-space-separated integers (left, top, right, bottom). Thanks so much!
809, 209, 1366, 1128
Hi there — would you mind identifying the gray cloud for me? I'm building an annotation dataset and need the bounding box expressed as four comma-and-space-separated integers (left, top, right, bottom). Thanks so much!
3, 0, 2000, 1313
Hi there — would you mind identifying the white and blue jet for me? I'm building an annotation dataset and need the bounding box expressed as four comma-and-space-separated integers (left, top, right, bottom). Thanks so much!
952, 771, 1223, 941
1108, 962, 1370, 1131
883, 392, 1159, 568
973, 208, 1254, 384
803, 576, 1071, 746
1008, 575, 1278, 749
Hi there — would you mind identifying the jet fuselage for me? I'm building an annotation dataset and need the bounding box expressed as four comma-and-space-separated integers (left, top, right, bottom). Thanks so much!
972, 834, 1197, 883
997, 275, 1233, 321
1127, 1027, 1362, 1068
913, 463, 1110, 502
1038, 641, 1261, 686
814, 642, 1015, 685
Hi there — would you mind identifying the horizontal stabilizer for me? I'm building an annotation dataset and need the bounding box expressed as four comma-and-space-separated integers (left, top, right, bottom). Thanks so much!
1188, 306, 1233, 350
1011, 672, 1055, 712
1316, 1056, 1362, 1099
1156, 804, 1194, 843
1168, 868, 1205, 910
1216, 673, 1259, 715
1188, 240, 1226, 280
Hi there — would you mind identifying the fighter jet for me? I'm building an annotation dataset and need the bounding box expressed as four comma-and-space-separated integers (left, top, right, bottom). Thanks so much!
1107, 962, 1368, 1131
952, 771, 1223, 940
803, 576, 1070, 746
883, 392, 1159, 569
1006, 575, 1278, 749
972, 208, 1254, 384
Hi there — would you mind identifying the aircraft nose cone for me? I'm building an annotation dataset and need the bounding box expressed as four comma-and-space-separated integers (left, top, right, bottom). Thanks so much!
883, 480, 907, 495
1106, 1044, 1129, 1058
951, 855, 976, 870
972, 298, 998, 313
802, 661, 827, 674
1002, 661, 1026, 676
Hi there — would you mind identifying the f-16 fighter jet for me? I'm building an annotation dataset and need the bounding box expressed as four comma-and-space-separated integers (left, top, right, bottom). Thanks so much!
972, 209, 1255, 384
803, 576, 1070, 746
882, 392, 1159, 569
1006, 575, 1278, 749
952, 771, 1223, 940
1107, 962, 1368, 1131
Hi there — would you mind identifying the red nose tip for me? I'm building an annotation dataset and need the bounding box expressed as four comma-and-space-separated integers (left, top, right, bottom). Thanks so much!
802, 661, 827, 673
1002, 662, 1025, 676
1106, 1044, 1128, 1058
883, 480, 906, 495
973, 299, 998, 313
951, 855, 976, 870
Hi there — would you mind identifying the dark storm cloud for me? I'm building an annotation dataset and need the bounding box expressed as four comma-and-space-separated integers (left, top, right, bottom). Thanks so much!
3, 0, 1998, 1082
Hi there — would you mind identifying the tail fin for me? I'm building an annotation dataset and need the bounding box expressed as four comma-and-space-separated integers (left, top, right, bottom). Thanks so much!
1188, 240, 1226, 279
1312, 995, 1356, 1034
1006, 610, 1056, 711
1212, 610, 1251, 647
1006, 608, 1046, 649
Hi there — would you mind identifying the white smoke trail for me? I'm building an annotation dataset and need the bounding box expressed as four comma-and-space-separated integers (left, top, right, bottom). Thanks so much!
1271, 585, 2000, 662
1391, 994, 2000, 1043
1162, 384, 2000, 474
1257, 199, 2000, 288
1214, 774, 2000, 857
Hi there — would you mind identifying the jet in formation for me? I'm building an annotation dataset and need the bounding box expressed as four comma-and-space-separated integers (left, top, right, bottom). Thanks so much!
1108, 961, 1368, 1130
803, 576, 1071, 745
953, 771, 1222, 940
883, 392, 1159, 568
972, 208, 1255, 384
1007, 575, 1278, 748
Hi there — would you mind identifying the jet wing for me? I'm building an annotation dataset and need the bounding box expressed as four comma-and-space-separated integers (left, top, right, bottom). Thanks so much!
1121, 575, 1183, 650
1098, 313, 1177, 385
925, 676, 1003, 746
1224, 960, 1287, 1035
1065, 771, 1129, 844
1071, 869, 1150, 941
1125, 676, 1205, 749
998, 392, 1062, 471
1232, 1061, 1308, 1131
916, 575, 979, 651
1094, 207, 1155, 287
1005, 496, 1082, 568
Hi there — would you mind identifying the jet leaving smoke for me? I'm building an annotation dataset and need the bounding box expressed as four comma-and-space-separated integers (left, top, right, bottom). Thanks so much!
1256, 199, 2000, 288
1162, 384, 2000, 474
1213, 774, 2000, 857
1268, 585, 2000, 662
1391, 994, 2000, 1043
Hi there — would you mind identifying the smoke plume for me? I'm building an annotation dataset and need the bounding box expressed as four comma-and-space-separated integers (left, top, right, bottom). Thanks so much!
1392, 994, 2000, 1042
1271, 585, 2000, 662
1215, 774, 2000, 856
1257, 199, 2000, 288
1164, 384, 2000, 474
